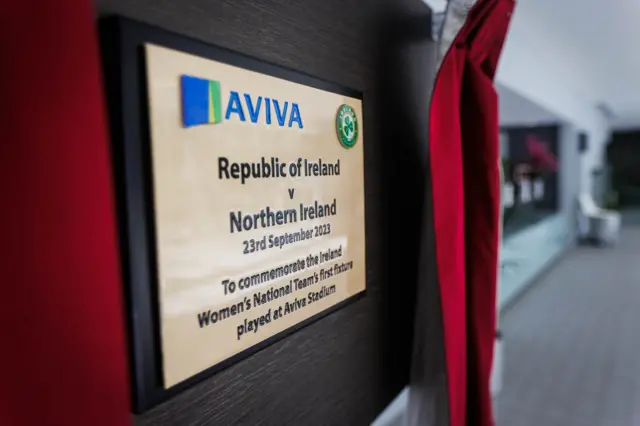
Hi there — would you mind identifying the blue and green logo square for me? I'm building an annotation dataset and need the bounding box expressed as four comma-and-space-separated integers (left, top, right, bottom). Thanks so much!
180, 75, 223, 127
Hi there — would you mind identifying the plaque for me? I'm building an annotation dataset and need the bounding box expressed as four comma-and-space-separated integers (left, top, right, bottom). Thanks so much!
100, 17, 366, 411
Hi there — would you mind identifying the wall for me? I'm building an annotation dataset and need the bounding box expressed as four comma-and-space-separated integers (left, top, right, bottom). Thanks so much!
559, 123, 581, 236
97, 0, 446, 425
497, 83, 560, 127
495, 5, 611, 196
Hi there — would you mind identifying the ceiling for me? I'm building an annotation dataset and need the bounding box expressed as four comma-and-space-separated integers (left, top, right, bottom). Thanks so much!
515, 0, 640, 127
497, 83, 560, 126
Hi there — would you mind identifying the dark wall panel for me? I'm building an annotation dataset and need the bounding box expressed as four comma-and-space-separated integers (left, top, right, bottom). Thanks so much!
609, 130, 640, 207
95, 0, 442, 425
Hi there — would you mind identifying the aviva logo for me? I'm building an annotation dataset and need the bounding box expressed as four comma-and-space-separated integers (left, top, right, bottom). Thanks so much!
180, 75, 303, 129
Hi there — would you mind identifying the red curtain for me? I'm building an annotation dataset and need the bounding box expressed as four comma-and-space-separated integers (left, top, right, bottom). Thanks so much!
429, 1, 514, 425
0, 1, 131, 425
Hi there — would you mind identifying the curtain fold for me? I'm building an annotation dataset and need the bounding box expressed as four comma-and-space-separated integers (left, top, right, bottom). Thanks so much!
429, 1, 514, 425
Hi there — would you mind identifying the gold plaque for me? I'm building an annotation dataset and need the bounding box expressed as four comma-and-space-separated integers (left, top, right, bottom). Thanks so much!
144, 44, 366, 387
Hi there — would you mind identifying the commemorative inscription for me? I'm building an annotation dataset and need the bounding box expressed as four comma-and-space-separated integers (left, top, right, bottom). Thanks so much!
144, 44, 366, 387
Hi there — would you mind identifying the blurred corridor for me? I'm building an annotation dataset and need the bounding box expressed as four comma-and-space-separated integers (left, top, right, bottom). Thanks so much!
495, 211, 640, 426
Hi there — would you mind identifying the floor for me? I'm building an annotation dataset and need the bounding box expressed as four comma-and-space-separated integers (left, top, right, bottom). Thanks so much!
495, 213, 640, 426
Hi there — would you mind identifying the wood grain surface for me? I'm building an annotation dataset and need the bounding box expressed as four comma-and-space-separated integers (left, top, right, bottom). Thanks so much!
144, 43, 366, 387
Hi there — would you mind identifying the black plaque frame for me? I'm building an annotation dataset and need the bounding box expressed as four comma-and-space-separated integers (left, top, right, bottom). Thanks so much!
99, 16, 366, 414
